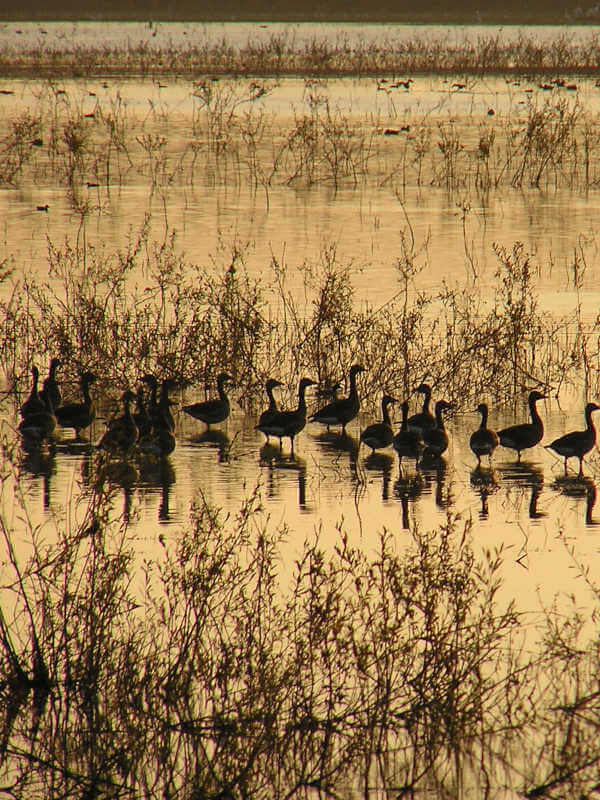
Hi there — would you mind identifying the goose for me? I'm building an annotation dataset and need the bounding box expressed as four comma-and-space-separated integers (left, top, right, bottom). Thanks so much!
141, 374, 176, 431
546, 402, 600, 475
407, 383, 436, 435
267, 377, 316, 452
40, 357, 61, 411
470, 403, 499, 466
158, 378, 177, 432
139, 424, 176, 457
133, 384, 152, 438
360, 395, 395, 453
183, 372, 233, 430
255, 378, 283, 442
97, 390, 138, 454
142, 374, 159, 425
309, 364, 365, 433
55, 371, 97, 438
498, 390, 546, 461
138, 399, 176, 456
18, 412, 55, 443
393, 400, 424, 466
422, 400, 453, 459
18, 389, 57, 442
20, 365, 46, 418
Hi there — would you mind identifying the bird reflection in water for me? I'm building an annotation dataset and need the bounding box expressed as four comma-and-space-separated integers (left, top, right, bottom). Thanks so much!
393, 470, 425, 529
48, 436, 96, 498
19, 440, 56, 511
137, 456, 176, 522
419, 456, 450, 509
94, 456, 139, 525
551, 474, 598, 526
259, 444, 308, 511
363, 451, 394, 502
190, 429, 231, 463
313, 431, 360, 481
497, 460, 545, 520
469, 466, 500, 519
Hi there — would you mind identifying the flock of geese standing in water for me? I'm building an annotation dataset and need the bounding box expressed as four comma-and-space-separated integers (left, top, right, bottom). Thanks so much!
15, 360, 600, 482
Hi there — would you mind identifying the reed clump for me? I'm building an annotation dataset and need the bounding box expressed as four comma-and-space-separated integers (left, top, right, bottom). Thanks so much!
4, 30, 600, 77
0, 111, 42, 184
1, 220, 599, 414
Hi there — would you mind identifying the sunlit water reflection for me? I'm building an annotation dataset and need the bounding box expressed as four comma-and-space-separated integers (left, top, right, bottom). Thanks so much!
7, 396, 600, 620
1, 73, 600, 317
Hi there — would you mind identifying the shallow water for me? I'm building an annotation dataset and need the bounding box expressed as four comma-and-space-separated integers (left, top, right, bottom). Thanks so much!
1, 50, 600, 620
7, 394, 600, 620
1, 73, 600, 315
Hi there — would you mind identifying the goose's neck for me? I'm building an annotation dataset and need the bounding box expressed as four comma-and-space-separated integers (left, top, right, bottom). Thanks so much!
349, 370, 360, 397
400, 403, 409, 431
479, 405, 488, 428
149, 383, 158, 408
435, 406, 446, 430
266, 384, 277, 411
297, 384, 309, 413
82, 380, 92, 405
422, 389, 431, 414
585, 406, 597, 432
529, 397, 543, 427
160, 390, 171, 411
218, 379, 228, 401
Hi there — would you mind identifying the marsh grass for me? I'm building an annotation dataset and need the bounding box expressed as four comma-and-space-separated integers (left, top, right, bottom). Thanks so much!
0, 81, 599, 412
5, 30, 600, 77
0, 453, 536, 798
1, 213, 599, 416
3, 79, 600, 195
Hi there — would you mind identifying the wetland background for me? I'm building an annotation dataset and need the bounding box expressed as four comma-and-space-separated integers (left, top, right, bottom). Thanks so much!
3, 20, 600, 799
